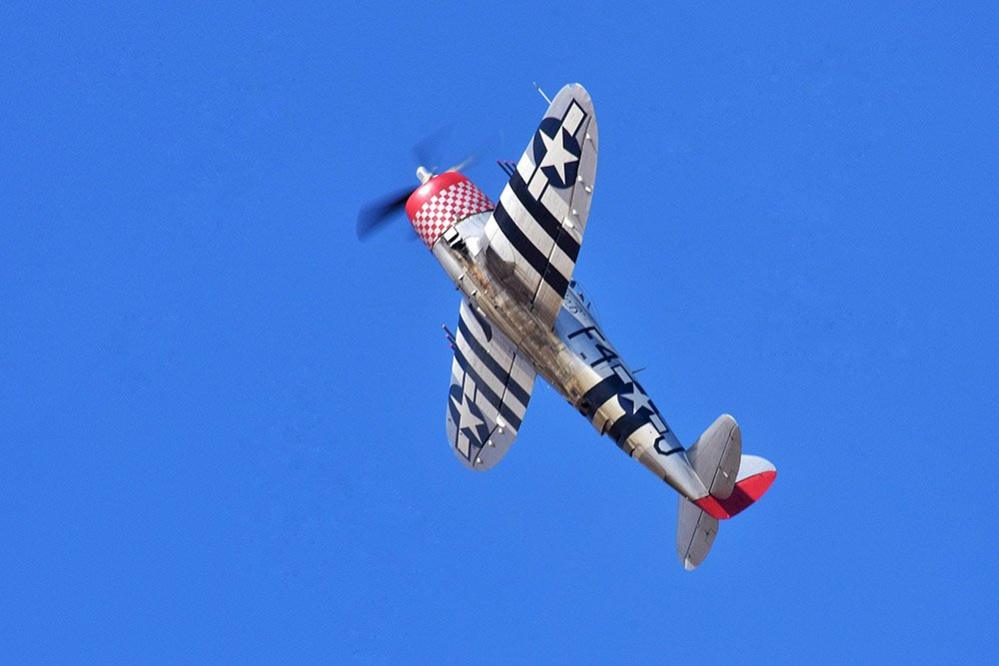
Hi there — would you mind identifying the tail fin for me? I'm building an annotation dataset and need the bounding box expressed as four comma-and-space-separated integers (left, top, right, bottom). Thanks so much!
676, 415, 776, 570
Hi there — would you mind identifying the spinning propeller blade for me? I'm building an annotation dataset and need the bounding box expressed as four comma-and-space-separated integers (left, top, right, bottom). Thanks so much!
356, 187, 413, 240
411, 124, 454, 172
356, 128, 495, 242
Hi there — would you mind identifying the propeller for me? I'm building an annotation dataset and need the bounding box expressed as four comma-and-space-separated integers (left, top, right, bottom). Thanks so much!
355, 127, 497, 241
443, 130, 500, 175
355, 187, 414, 240
411, 123, 454, 172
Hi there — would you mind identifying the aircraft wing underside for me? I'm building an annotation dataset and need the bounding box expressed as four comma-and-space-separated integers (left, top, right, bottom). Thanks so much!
446, 300, 536, 471
483, 83, 598, 328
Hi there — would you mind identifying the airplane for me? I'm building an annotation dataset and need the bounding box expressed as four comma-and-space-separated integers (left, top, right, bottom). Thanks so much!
357, 83, 776, 569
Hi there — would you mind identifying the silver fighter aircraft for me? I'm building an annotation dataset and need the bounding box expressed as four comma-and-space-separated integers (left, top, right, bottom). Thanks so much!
358, 84, 776, 569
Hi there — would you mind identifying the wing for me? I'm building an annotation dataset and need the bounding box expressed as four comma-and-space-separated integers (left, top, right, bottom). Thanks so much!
446, 300, 536, 470
483, 83, 598, 327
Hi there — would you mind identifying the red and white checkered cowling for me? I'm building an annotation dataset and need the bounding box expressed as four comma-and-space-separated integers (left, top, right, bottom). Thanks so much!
405, 171, 494, 248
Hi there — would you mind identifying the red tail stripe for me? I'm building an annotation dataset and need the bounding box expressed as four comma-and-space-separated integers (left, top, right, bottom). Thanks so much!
693, 470, 777, 520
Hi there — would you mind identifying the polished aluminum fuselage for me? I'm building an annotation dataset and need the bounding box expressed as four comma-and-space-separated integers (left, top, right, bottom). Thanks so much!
433, 214, 709, 500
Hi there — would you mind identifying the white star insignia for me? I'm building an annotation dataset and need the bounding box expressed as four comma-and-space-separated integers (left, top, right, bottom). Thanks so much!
619, 385, 653, 414
451, 390, 487, 457
539, 128, 578, 185
453, 391, 483, 431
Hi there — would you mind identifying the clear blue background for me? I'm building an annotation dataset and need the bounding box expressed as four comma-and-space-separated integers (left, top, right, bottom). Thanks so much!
3, 3, 997, 662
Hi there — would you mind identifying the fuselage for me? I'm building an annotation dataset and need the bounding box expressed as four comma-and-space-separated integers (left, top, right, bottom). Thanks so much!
431, 211, 709, 501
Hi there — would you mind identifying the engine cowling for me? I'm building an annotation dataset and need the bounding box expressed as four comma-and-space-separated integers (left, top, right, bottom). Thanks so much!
405, 171, 494, 248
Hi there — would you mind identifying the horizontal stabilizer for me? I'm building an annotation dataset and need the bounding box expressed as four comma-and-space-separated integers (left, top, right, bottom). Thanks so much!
676, 415, 777, 569
677, 497, 719, 570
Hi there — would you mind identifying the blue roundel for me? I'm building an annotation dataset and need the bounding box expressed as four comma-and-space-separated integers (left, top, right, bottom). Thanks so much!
532, 117, 581, 189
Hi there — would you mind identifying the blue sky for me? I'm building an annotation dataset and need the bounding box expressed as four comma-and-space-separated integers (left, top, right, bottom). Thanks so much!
3, 2, 998, 662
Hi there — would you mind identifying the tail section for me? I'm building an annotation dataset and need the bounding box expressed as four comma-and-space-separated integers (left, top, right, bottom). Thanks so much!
677, 498, 720, 571
676, 415, 776, 570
